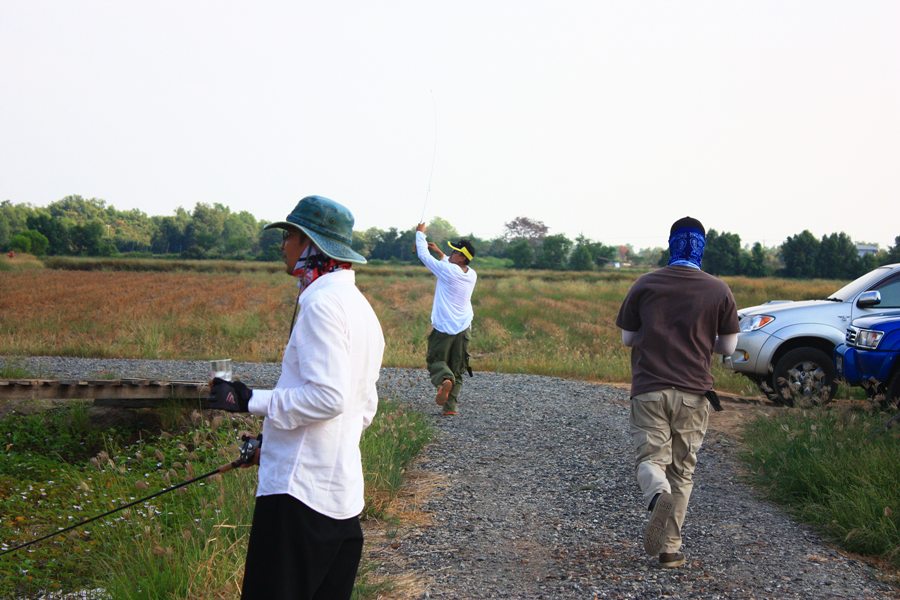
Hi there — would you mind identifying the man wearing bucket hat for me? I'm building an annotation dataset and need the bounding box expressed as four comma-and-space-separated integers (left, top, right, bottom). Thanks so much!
414, 222, 477, 416
208, 195, 384, 599
616, 216, 738, 569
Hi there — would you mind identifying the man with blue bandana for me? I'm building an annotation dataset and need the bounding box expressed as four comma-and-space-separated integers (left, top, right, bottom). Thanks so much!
615, 216, 739, 568
415, 222, 477, 416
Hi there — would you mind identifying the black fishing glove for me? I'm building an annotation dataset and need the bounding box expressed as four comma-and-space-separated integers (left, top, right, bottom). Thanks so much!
207, 378, 252, 412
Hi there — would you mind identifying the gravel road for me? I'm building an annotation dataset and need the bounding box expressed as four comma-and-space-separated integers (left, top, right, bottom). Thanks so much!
3, 357, 897, 599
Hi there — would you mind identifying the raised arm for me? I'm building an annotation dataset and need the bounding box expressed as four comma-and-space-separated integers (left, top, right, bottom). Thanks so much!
427, 241, 445, 260
415, 225, 448, 275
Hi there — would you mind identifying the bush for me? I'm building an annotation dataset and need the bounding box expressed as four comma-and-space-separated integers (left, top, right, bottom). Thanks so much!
741, 408, 900, 566
10, 230, 50, 256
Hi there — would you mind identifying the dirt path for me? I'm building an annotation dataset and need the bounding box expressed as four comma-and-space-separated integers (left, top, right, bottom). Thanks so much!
367, 369, 898, 599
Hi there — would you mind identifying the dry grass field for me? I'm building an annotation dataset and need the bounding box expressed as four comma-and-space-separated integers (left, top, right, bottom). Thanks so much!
0, 269, 291, 362
0, 258, 845, 395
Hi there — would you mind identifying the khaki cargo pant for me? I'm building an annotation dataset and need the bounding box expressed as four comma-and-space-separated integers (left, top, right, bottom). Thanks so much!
426, 327, 470, 412
630, 388, 709, 554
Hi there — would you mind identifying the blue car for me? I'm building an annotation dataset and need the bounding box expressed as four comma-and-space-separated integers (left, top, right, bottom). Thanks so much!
835, 314, 900, 410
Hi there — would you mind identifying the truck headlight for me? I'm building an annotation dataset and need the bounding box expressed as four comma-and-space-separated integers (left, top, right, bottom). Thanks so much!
854, 328, 884, 350
740, 315, 775, 332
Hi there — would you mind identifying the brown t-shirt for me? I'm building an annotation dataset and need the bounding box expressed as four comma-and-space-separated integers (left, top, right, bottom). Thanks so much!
615, 266, 740, 397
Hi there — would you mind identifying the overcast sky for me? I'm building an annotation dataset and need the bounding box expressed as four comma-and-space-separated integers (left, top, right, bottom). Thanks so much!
1, 1, 898, 250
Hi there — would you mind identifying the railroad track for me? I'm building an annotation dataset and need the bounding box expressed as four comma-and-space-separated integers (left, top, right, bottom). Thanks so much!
0, 378, 209, 407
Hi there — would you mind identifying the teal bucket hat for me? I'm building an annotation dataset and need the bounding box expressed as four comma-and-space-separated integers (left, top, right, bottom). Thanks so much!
264, 195, 367, 264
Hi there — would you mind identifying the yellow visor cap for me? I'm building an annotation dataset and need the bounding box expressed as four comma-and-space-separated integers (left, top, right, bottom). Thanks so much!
447, 242, 473, 261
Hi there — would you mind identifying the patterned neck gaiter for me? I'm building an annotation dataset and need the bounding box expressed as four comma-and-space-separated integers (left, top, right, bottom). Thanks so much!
667, 228, 705, 270
292, 246, 352, 292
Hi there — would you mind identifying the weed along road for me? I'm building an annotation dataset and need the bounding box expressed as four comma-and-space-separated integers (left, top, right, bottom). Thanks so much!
372, 369, 896, 599
1, 358, 896, 598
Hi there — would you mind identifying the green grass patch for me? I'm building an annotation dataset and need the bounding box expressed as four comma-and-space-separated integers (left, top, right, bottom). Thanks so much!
741, 408, 900, 566
0, 253, 44, 272
360, 401, 432, 519
0, 404, 123, 476
0, 400, 431, 598
0, 358, 35, 379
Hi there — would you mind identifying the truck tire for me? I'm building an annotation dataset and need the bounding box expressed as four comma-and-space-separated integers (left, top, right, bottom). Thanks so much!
772, 347, 837, 408
756, 378, 785, 405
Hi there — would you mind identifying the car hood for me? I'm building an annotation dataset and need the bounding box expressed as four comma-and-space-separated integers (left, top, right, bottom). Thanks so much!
738, 299, 845, 318
850, 314, 900, 333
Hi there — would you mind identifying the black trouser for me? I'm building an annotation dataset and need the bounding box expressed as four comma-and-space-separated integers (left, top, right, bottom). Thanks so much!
241, 494, 363, 600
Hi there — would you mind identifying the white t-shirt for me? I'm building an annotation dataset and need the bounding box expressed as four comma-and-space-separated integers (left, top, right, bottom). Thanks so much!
415, 231, 477, 334
248, 269, 385, 519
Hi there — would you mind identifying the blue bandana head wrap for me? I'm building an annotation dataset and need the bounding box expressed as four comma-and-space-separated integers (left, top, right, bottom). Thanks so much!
667, 217, 706, 269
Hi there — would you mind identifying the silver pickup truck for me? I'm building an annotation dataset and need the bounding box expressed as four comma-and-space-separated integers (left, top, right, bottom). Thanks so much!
725, 263, 900, 407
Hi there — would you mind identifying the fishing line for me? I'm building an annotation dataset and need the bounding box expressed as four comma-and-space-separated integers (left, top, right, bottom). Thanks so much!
419, 89, 438, 224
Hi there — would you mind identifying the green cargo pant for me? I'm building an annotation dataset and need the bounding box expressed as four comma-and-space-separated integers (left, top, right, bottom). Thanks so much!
426, 327, 471, 412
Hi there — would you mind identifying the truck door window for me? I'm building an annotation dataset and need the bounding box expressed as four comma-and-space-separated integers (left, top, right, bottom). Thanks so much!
873, 275, 900, 308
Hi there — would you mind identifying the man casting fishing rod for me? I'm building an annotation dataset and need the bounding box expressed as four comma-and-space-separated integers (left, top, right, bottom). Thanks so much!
414, 221, 477, 416
208, 195, 385, 599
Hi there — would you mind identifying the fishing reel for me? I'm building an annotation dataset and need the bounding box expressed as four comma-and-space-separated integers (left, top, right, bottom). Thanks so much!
236, 434, 262, 466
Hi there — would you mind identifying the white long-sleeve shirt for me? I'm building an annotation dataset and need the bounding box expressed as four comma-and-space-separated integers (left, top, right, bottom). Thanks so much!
415, 231, 477, 334
248, 269, 385, 519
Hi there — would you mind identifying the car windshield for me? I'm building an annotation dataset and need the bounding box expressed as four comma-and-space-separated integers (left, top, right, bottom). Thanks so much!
828, 266, 893, 302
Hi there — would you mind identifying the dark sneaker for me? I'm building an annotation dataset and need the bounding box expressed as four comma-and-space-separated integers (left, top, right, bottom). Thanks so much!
435, 379, 453, 406
644, 491, 675, 555
659, 552, 685, 568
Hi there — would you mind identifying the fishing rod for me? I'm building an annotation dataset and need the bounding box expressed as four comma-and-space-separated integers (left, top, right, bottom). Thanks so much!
412, 90, 438, 259
419, 89, 438, 224
0, 435, 261, 557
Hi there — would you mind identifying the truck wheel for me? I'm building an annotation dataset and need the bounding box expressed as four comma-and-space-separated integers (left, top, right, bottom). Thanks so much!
772, 348, 837, 408
756, 378, 786, 405
884, 372, 900, 410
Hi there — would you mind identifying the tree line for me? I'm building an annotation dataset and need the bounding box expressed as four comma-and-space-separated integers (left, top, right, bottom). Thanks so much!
2, 196, 899, 278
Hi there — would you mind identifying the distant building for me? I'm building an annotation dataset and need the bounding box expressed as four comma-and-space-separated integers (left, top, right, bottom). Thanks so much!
856, 243, 879, 258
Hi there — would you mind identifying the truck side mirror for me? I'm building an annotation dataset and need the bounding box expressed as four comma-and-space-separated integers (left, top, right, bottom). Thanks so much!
856, 290, 882, 308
